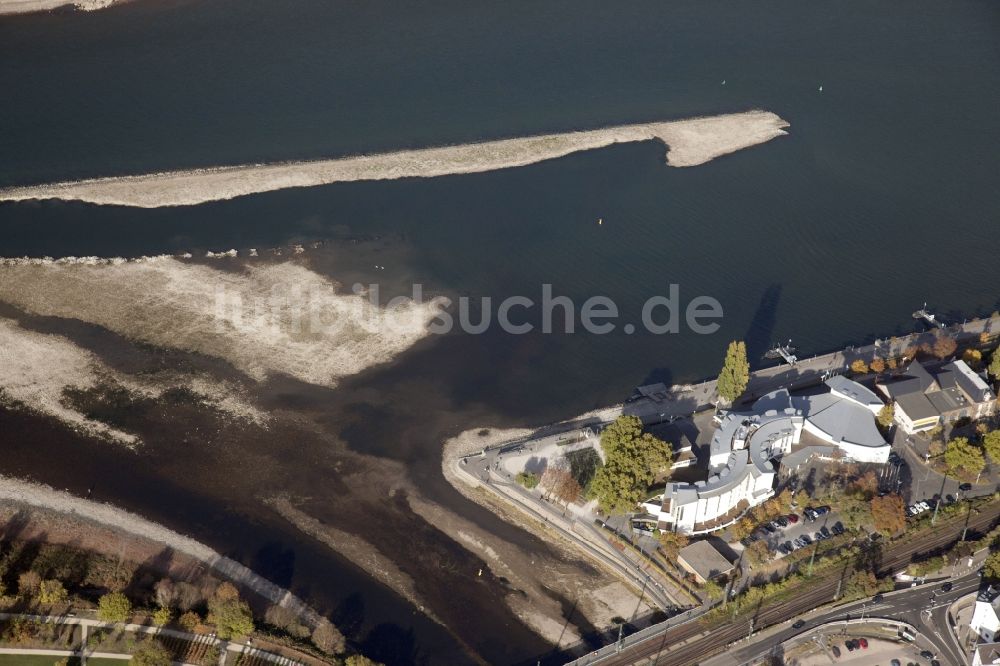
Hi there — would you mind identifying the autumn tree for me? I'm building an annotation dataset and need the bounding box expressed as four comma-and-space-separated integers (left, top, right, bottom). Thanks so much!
850, 359, 868, 374
540, 459, 583, 506
877, 403, 895, 429
943, 437, 986, 478
730, 517, 756, 542
345, 656, 384, 666
963, 348, 983, 369
870, 494, 906, 535
932, 335, 957, 360
849, 471, 879, 499
716, 341, 750, 403
312, 618, 346, 655
745, 540, 770, 567
869, 357, 886, 374
590, 416, 672, 513
658, 530, 689, 560
98, 592, 132, 623
17, 571, 40, 598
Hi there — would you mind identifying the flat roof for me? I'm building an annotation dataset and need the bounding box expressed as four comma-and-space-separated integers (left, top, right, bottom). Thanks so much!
677, 540, 734, 580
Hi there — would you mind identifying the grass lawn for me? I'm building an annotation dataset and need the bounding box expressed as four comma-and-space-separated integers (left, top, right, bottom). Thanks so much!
0, 655, 80, 665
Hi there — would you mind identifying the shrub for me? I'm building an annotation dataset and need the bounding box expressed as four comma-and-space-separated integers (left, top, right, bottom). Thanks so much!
131, 640, 171, 666
152, 607, 172, 627
312, 618, 346, 655
177, 611, 200, 631
17, 571, 41, 598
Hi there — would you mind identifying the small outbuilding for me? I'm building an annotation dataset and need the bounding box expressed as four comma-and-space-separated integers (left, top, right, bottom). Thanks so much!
676, 540, 735, 583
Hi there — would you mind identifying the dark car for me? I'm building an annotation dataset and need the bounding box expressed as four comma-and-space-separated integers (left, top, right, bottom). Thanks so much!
890, 660, 901, 666
817, 505, 831, 515
801, 534, 812, 545
792, 619, 806, 629
946, 494, 956, 504
832, 522, 846, 535
778, 543, 791, 555
776, 516, 789, 527
820, 526, 832, 538
845, 639, 856, 651
764, 523, 777, 533
921, 650, 935, 659
942, 581, 953, 592
872, 593, 884, 603
831, 646, 841, 657
960, 482, 973, 491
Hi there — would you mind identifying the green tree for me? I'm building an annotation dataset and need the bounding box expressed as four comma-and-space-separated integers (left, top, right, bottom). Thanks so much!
98, 592, 132, 623
152, 607, 172, 627
943, 437, 986, 478
716, 341, 750, 403
37, 580, 68, 605
984, 551, 1000, 582
989, 350, 1000, 381
983, 430, 1000, 463
130, 641, 171, 666
701, 580, 725, 601
877, 403, 895, 429
589, 416, 672, 513
515, 472, 539, 489
207, 588, 254, 639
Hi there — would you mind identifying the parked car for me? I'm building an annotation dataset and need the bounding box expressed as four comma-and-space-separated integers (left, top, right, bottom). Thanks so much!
872, 593, 883, 603
845, 639, 856, 651
792, 619, 806, 629
815, 531, 825, 541
960, 482, 973, 491
804, 508, 817, 522
820, 526, 831, 538
831, 646, 841, 657
764, 523, 777, 533
778, 543, 791, 555
787, 513, 799, 523
920, 650, 935, 659
776, 516, 789, 527
859, 637, 868, 649
945, 494, 956, 504
832, 522, 845, 535
917, 500, 931, 512
816, 505, 831, 515
890, 660, 901, 666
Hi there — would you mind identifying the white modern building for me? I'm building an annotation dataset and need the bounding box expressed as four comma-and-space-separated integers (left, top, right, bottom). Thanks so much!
645, 376, 890, 534
973, 586, 1000, 644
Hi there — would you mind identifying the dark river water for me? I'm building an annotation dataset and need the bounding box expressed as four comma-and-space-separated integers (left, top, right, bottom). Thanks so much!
1, 0, 999, 663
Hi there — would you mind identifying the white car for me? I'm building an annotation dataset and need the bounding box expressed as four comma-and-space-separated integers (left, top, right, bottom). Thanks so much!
917, 501, 931, 512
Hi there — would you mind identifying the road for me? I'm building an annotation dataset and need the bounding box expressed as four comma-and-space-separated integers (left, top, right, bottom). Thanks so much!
711, 570, 983, 666
565, 498, 1000, 665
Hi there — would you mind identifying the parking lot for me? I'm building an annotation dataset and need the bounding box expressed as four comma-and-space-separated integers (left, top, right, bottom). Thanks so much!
741, 507, 847, 559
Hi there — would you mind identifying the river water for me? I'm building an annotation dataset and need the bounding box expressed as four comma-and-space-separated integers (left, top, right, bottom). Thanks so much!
1, 1, 999, 663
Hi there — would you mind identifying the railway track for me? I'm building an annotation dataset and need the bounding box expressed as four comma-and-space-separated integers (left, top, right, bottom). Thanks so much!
594, 501, 1000, 665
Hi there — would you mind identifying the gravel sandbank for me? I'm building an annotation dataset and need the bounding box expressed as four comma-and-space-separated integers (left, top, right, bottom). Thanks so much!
0, 110, 789, 208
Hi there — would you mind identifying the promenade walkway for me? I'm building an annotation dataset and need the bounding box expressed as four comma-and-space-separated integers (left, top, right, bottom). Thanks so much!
0, 611, 307, 665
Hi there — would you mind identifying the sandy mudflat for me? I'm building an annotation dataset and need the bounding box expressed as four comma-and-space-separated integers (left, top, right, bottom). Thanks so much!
0, 0, 120, 15
0, 110, 789, 208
